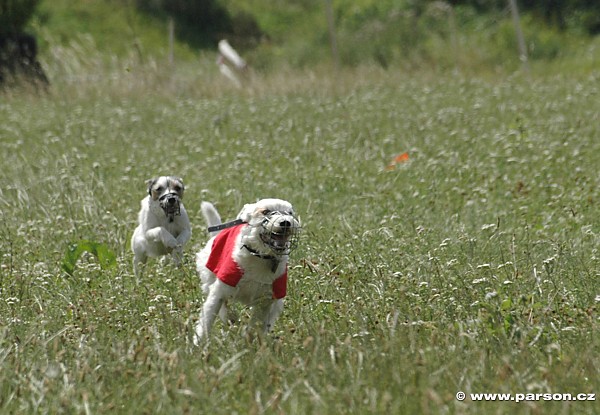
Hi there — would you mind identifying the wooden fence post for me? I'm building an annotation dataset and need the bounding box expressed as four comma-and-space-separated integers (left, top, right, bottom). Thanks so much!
508, 0, 529, 73
168, 17, 174, 66
325, 0, 340, 70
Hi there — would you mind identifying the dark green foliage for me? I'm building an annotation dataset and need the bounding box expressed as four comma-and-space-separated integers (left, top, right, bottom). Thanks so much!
0, 0, 40, 34
135, 0, 233, 47
138, 0, 231, 32
134, 0, 265, 49
0, 0, 48, 86
448, 0, 600, 33
520, 0, 600, 34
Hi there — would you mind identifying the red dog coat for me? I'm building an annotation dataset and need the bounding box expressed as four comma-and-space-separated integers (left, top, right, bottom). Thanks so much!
206, 223, 287, 299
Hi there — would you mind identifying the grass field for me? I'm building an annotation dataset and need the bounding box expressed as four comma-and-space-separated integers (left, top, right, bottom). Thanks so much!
0, 61, 599, 414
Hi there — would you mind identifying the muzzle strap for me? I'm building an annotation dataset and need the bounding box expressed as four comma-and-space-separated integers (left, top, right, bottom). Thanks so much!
158, 192, 181, 222
208, 219, 245, 233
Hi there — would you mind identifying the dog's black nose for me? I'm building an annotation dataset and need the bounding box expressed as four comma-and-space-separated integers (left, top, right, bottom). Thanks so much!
167, 197, 177, 205
280, 220, 291, 228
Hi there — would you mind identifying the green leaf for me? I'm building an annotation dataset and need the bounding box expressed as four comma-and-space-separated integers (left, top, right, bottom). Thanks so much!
62, 240, 117, 276
501, 298, 513, 311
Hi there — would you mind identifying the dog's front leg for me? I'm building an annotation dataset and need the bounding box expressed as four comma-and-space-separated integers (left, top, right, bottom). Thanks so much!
176, 228, 191, 247
172, 228, 192, 266
264, 299, 284, 332
194, 281, 234, 345
252, 298, 284, 334
265, 299, 284, 332
146, 227, 178, 249
133, 253, 147, 276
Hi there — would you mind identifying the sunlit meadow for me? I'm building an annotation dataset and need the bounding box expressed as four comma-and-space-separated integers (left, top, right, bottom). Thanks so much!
0, 57, 599, 414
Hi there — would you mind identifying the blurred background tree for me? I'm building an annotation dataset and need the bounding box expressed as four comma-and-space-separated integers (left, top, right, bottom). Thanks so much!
135, 0, 263, 48
0, 0, 40, 34
2, 0, 599, 82
446, 0, 600, 33
0, 0, 47, 85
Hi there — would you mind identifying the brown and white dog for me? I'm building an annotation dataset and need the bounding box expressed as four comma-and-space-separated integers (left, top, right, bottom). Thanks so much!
194, 198, 301, 344
131, 176, 191, 275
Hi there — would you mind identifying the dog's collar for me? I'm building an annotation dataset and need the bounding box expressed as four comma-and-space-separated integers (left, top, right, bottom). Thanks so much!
207, 219, 245, 233
242, 244, 280, 272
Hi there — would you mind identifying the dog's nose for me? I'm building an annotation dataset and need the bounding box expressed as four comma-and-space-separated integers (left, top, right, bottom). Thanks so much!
280, 220, 291, 228
167, 197, 177, 205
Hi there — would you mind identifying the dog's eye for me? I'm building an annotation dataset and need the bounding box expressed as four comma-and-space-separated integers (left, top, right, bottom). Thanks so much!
155, 186, 164, 193
173, 185, 182, 192
262, 209, 271, 215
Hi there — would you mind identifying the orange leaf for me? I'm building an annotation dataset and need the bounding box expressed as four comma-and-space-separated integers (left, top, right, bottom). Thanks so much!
394, 152, 409, 163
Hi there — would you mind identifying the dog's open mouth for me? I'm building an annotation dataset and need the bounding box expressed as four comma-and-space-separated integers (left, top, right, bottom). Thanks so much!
159, 193, 181, 220
259, 214, 300, 255
261, 232, 291, 253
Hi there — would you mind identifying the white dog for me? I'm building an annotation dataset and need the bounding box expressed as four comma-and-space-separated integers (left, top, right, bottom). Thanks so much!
194, 198, 301, 343
131, 176, 191, 275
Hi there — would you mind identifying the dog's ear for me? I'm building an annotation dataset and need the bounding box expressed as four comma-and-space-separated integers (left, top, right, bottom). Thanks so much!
146, 178, 157, 196
176, 177, 185, 192
167, 177, 185, 198
236, 203, 256, 223
176, 178, 185, 198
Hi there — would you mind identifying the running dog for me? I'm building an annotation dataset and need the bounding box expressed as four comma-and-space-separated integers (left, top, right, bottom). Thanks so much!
131, 176, 191, 275
194, 198, 301, 343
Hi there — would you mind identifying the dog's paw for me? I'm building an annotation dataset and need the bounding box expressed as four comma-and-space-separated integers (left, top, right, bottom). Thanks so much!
173, 244, 183, 253
165, 237, 180, 249
192, 324, 205, 346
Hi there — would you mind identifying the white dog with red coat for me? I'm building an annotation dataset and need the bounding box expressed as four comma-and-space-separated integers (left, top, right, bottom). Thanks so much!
194, 198, 301, 344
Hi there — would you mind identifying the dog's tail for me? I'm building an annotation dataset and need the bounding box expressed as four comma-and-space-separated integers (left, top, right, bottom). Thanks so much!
201, 202, 222, 237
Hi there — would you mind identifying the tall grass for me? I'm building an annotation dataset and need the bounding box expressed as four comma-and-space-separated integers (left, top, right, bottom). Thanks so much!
0, 46, 599, 414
